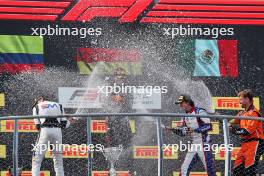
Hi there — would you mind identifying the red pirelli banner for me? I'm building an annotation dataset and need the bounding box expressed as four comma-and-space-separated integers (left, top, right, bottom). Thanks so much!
0, 119, 136, 133
0, 171, 50, 176
212, 97, 260, 110
0, 120, 38, 132
45, 145, 94, 159
133, 146, 178, 159
91, 120, 135, 133
92, 171, 129, 176
215, 147, 240, 161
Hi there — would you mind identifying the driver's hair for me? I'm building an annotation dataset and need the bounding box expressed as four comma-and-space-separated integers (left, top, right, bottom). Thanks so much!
238, 89, 253, 102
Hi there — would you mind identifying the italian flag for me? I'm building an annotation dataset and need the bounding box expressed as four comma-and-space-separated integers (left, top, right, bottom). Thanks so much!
178, 39, 238, 77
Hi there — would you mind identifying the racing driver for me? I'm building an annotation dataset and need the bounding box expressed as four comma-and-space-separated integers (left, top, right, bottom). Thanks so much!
230, 89, 264, 176
168, 95, 216, 176
31, 96, 70, 176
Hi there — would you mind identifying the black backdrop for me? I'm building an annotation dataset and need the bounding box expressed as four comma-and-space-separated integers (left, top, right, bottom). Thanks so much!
0, 20, 264, 176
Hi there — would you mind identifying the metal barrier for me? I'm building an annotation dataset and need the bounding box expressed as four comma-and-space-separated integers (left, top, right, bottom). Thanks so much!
1, 113, 264, 176
1, 113, 264, 120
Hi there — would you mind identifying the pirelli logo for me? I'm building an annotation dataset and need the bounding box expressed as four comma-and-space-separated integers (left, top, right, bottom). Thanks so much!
173, 172, 221, 176
0, 120, 38, 132
171, 121, 220, 135
0, 171, 50, 176
133, 146, 178, 159
45, 145, 93, 159
0, 93, 4, 107
92, 171, 129, 176
91, 120, 107, 133
0, 119, 136, 133
91, 120, 135, 133
215, 147, 240, 160
212, 97, 260, 110
0, 145, 6, 158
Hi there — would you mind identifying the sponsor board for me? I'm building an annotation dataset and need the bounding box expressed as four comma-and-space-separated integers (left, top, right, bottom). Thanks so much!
91, 120, 135, 134
0, 145, 6, 158
0, 119, 136, 133
91, 120, 107, 133
215, 147, 240, 160
172, 121, 220, 135
132, 91, 161, 110
0, 120, 38, 132
92, 171, 129, 176
212, 97, 260, 110
59, 87, 161, 109
173, 172, 221, 176
0, 0, 263, 25
214, 147, 264, 161
45, 145, 93, 159
0, 93, 4, 107
0, 171, 50, 176
58, 87, 102, 108
133, 146, 177, 159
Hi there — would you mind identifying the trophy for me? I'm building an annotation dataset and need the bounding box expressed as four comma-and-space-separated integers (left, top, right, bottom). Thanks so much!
102, 146, 123, 176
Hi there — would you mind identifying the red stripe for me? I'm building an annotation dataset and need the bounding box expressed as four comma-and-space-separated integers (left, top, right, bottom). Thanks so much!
0, 14, 57, 20
218, 40, 238, 77
77, 48, 141, 63
153, 4, 264, 12
89, 0, 135, 7
0, 64, 44, 74
78, 7, 127, 21
159, 0, 264, 5
140, 17, 264, 25
147, 11, 264, 19
119, 0, 152, 23
62, 0, 135, 21
62, 0, 91, 21
0, 7, 64, 14
0, 1, 70, 8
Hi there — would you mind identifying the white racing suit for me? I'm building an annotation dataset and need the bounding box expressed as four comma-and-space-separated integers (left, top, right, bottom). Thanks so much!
32, 101, 68, 176
176, 107, 215, 176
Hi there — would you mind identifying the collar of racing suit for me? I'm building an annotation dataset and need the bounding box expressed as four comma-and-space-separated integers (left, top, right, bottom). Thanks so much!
244, 104, 254, 112
186, 106, 196, 114
241, 104, 261, 117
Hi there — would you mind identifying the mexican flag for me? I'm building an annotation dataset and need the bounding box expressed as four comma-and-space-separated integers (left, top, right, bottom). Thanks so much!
177, 39, 238, 77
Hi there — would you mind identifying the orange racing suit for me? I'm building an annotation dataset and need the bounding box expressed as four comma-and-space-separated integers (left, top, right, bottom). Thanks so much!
232, 105, 264, 176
